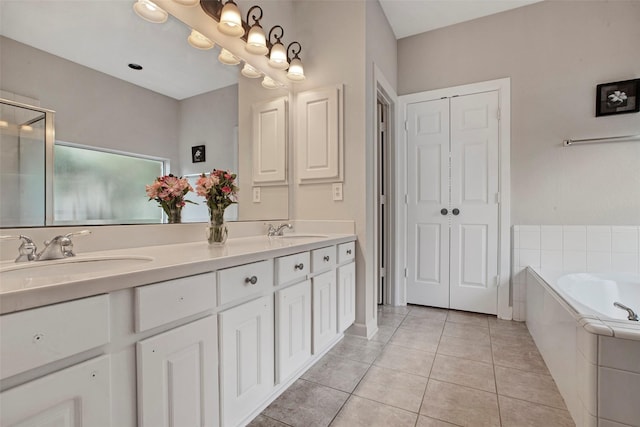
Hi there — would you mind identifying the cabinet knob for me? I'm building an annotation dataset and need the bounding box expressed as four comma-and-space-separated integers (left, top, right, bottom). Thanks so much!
294, 263, 304, 271
323, 255, 330, 262
440, 208, 448, 215
245, 276, 258, 285
346, 249, 352, 255
452, 208, 460, 216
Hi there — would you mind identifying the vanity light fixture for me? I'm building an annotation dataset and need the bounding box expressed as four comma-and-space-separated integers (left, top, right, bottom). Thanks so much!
188, 29, 214, 50
133, 0, 168, 24
0, 120, 8, 128
245, 6, 268, 55
20, 125, 34, 132
267, 26, 288, 70
218, 0, 244, 37
261, 76, 281, 89
218, 48, 240, 65
286, 42, 305, 81
241, 63, 262, 79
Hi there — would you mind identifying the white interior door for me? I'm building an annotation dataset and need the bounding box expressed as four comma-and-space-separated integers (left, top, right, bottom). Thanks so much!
406, 91, 499, 315
406, 98, 450, 308
449, 92, 499, 314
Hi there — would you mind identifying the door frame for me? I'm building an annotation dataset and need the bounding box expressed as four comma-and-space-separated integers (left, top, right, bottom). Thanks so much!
397, 78, 512, 320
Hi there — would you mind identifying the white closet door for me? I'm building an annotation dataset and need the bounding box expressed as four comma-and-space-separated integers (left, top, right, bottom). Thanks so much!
449, 91, 499, 314
406, 98, 450, 308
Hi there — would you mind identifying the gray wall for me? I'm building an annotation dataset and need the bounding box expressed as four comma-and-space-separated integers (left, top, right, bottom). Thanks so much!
398, 1, 640, 225
0, 36, 180, 164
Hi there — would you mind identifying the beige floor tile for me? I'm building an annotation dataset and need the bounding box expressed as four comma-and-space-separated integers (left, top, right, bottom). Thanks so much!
437, 335, 493, 363
354, 365, 428, 413
492, 343, 550, 375
407, 305, 449, 321
490, 330, 537, 349
499, 395, 575, 427
246, 415, 290, 427
446, 310, 490, 327
495, 365, 566, 409
399, 315, 445, 334
442, 322, 491, 344
378, 305, 412, 315
374, 343, 435, 377
388, 328, 441, 353
302, 354, 371, 393
420, 380, 500, 427
328, 335, 385, 364
378, 312, 406, 328
430, 354, 496, 392
370, 325, 396, 344
263, 379, 349, 427
488, 317, 528, 334
416, 415, 461, 427
331, 395, 417, 427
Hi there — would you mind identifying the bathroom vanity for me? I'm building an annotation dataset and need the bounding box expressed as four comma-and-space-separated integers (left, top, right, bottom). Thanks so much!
0, 233, 356, 427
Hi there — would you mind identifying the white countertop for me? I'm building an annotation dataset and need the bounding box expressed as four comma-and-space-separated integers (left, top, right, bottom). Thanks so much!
0, 234, 356, 314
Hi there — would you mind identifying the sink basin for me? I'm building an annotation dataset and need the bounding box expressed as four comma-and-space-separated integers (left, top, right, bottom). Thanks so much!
0, 256, 154, 282
276, 234, 329, 240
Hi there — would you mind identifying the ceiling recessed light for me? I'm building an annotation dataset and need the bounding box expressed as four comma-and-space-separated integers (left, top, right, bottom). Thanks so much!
128, 63, 143, 70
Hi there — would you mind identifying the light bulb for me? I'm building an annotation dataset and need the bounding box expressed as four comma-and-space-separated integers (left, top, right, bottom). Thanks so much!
133, 0, 168, 24
287, 57, 305, 81
218, 48, 240, 66
241, 63, 262, 79
268, 42, 288, 70
246, 24, 268, 55
188, 29, 214, 50
262, 76, 281, 89
218, 1, 244, 37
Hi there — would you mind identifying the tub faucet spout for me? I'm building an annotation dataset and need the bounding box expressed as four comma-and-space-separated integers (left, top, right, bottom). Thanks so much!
613, 302, 639, 321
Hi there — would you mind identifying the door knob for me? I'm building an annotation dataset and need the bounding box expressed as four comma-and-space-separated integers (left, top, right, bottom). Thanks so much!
440, 208, 448, 215
452, 208, 460, 216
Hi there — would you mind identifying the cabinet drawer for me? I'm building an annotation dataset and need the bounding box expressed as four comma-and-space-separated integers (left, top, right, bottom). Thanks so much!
135, 273, 216, 332
218, 259, 273, 305
0, 295, 110, 380
338, 241, 355, 263
311, 246, 336, 274
276, 251, 310, 285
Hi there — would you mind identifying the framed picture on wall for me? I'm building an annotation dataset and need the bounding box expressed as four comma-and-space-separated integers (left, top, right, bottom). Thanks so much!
596, 78, 640, 117
191, 145, 205, 163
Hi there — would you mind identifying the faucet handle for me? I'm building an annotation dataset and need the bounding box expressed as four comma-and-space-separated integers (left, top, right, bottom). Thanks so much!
64, 230, 92, 239
1, 235, 38, 262
61, 230, 91, 257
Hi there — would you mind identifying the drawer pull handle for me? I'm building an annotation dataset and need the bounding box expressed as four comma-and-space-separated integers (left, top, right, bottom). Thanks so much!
294, 263, 305, 271
346, 249, 352, 255
33, 333, 44, 343
323, 256, 330, 262
245, 276, 258, 285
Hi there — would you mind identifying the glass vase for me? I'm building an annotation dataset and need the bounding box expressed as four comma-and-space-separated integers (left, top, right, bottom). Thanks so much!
167, 206, 182, 224
207, 207, 228, 246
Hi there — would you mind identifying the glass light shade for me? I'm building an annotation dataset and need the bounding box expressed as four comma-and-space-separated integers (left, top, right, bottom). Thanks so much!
287, 57, 305, 81
245, 25, 268, 55
133, 0, 168, 24
218, 1, 244, 37
261, 76, 280, 89
0, 120, 8, 128
172, 0, 199, 5
187, 29, 214, 50
218, 48, 240, 65
268, 42, 288, 70
241, 63, 262, 79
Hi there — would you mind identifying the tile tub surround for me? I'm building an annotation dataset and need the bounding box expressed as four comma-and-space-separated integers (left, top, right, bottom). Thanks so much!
248, 305, 574, 427
512, 225, 640, 321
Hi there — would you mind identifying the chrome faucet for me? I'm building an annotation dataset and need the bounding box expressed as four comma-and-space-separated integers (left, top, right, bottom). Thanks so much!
614, 302, 639, 321
36, 230, 91, 261
0, 235, 38, 262
267, 223, 292, 237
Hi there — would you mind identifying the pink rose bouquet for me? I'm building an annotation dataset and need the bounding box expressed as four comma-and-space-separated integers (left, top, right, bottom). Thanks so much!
196, 169, 239, 224
146, 174, 194, 223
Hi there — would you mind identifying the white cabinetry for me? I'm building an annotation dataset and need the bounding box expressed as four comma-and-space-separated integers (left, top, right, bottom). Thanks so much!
275, 280, 312, 383
137, 316, 218, 427
312, 270, 337, 354
337, 262, 356, 333
252, 97, 287, 184
219, 295, 274, 427
0, 356, 111, 427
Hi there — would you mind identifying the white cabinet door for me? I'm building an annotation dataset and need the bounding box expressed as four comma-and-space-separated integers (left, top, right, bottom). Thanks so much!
312, 271, 337, 354
275, 280, 312, 383
296, 85, 343, 183
219, 295, 274, 427
337, 262, 356, 333
0, 356, 111, 427
252, 97, 287, 184
137, 316, 218, 427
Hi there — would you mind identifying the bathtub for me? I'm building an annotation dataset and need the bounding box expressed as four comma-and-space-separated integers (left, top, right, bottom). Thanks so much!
525, 268, 640, 427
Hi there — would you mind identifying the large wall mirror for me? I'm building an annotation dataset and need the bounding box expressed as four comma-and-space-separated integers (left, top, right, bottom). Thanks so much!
0, 0, 290, 228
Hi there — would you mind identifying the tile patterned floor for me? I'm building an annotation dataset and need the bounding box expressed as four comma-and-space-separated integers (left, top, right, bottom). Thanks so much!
248, 305, 575, 427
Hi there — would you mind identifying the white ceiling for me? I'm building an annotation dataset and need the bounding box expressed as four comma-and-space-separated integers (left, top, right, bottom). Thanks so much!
0, 0, 543, 100
379, 0, 543, 39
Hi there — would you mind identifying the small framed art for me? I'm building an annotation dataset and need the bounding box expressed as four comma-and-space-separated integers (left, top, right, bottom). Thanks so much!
596, 78, 640, 117
191, 145, 205, 163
